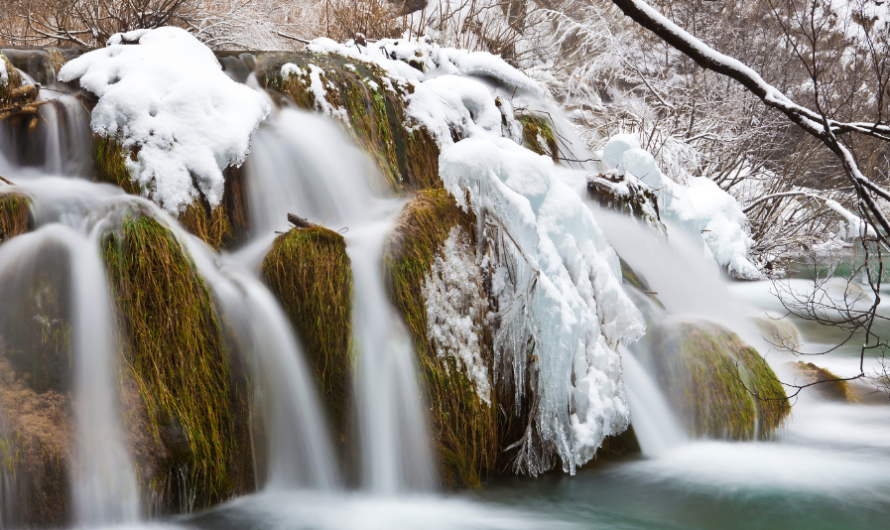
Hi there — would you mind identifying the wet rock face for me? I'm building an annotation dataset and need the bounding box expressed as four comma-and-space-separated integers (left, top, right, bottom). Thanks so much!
647, 320, 790, 440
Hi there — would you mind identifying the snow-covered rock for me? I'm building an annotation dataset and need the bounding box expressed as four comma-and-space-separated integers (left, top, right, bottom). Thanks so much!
603, 135, 761, 279
59, 27, 270, 214
441, 136, 646, 474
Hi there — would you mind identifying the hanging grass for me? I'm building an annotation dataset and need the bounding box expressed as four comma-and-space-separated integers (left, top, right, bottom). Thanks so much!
262, 226, 353, 446
0, 54, 23, 107
0, 193, 32, 244
385, 189, 499, 488
102, 215, 249, 505
651, 321, 790, 440
258, 52, 441, 194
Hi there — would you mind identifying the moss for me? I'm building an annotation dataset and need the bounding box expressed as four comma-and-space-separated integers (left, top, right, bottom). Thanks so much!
94, 136, 140, 194
0, 193, 32, 244
517, 114, 559, 163
790, 361, 859, 403
384, 189, 498, 489
751, 315, 801, 351
262, 226, 353, 447
651, 321, 790, 440
258, 52, 441, 194
102, 215, 250, 506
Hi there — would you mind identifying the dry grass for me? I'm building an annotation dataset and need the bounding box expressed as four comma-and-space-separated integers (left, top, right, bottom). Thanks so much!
0, 193, 32, 244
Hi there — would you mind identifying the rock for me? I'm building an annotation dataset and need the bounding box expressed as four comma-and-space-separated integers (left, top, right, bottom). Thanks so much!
262, 224, 353, 464
648, 320, 790, 440
751, 313, 801, 351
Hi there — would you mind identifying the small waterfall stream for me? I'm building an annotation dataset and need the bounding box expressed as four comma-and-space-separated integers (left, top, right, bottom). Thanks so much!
244, 109, 435, 493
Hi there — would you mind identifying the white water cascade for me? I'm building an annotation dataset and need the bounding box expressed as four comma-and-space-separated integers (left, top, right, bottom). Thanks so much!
0, 217, 140, 525
621, 349, 687, 457
245, 109, 436, 493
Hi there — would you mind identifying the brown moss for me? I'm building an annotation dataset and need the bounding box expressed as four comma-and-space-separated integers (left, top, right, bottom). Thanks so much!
262, 226, 353, 448
651, 321, 790, 440
102, 215, 252, 509
385, 189, 498, 488
789, 361, 859, 403
259, 52, 441, 193
0, 193, 32, 244
1, 54, 23, 108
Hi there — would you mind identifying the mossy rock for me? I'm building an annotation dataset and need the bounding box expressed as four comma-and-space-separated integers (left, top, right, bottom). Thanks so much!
588, 172, 663, 230
650, 320, 790, 440
94, 138, 248, 250
517, 113, 559, 163
384, 189, 499, 489
262, 226, 353, 452
752, 314, 801, 351
788, 362, 859, 402
256, 51, 440, 193
0, 193, 32, 244
102, 214, 253, 513
0, 243, 74, 527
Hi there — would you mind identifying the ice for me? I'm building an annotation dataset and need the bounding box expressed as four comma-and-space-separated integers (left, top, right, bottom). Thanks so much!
602, 135, 761, 279
59, 27, 270, 214
440, 136, 646, 473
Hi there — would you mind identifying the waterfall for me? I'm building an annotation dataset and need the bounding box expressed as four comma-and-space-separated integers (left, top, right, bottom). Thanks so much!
621, 349, 687, 457
0, 224, 140, 525
245, 109, 436, 493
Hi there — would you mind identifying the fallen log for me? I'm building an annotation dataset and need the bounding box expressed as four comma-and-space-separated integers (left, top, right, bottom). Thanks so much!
287, 213, 319, 229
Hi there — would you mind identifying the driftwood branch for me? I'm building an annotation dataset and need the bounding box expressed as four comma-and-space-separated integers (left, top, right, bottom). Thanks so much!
287, 213, 319, 229
0, 175, 14, 186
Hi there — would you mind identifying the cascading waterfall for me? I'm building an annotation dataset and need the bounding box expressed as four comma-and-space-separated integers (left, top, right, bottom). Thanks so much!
245, 109, 436, 493
621, 349, 687, 457
0, 220, 139, 525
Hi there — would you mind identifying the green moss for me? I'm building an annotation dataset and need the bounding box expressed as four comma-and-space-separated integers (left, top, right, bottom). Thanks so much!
262, 226, 353, 445
102, 215, 246, 502
518, 114, 559, 163
259, 52, 441, 194
94, 137, 140, 194
651, 321, 790, 440
588, 174, 663, 230
0, 193, 32, 243
385, 189, 498, 488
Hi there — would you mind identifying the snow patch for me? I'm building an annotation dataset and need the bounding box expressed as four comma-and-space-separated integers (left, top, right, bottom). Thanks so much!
423, 226, 491, 404
59, 27, 270, 214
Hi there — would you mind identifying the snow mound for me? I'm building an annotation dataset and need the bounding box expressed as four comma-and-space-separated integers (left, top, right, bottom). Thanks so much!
59, 27, 270, 214
603, 135, 761, 279
441, 136, 646, 474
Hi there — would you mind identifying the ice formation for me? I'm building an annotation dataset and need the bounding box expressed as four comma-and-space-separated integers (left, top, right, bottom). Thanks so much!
0, 55, 8, 86
423, 227, 491, 404
441, 137, 646, 473
602, 134, 761, 279
59, 27, 270, 213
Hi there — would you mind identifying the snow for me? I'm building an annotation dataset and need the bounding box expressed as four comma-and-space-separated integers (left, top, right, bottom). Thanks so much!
0, 55, 8, 86
59, 27, 270, 214
423, 226, 491, 404
602, 135, 761, 279
440, 136, 646, 474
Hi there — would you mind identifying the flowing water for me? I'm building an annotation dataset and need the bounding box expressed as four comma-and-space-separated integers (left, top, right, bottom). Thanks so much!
0, 55, 888, 530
